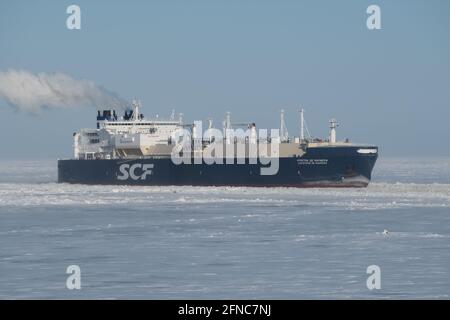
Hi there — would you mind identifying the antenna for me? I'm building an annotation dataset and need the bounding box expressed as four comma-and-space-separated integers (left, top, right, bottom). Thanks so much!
280, 109, 289, 142
300, 108, 304, 141
131, 99, 140, 121
170, 109, 175, 121
206, 118, 213, 143
224, 111, 232, 143
250, 123, 257, 144
329, 118, 339, 143
192, 122, 198, 139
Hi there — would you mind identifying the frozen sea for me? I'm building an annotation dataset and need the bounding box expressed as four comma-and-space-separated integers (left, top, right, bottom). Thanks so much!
0, 158, 449, 299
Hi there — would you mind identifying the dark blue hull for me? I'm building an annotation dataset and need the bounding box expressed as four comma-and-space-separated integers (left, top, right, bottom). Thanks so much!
58, 146, 378, 187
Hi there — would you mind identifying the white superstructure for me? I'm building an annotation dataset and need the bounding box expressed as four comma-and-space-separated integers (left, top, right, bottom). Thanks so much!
73, 101, 351, 160
75, 100, 183, 159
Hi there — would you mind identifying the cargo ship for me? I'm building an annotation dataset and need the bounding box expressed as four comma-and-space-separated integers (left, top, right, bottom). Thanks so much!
58, 101, 378, 187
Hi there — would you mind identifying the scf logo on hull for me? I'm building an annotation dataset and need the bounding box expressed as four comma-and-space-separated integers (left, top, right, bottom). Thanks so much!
117, 163, 154, 180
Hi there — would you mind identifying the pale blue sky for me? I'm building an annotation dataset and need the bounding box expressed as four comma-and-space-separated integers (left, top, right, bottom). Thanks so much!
0, 0, 449, 158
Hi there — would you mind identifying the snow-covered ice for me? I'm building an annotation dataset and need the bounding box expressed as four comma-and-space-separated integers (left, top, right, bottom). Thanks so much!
0, 158, 449, 298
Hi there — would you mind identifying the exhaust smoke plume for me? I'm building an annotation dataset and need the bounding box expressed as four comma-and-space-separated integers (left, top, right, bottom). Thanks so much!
0, 69, 128, 113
